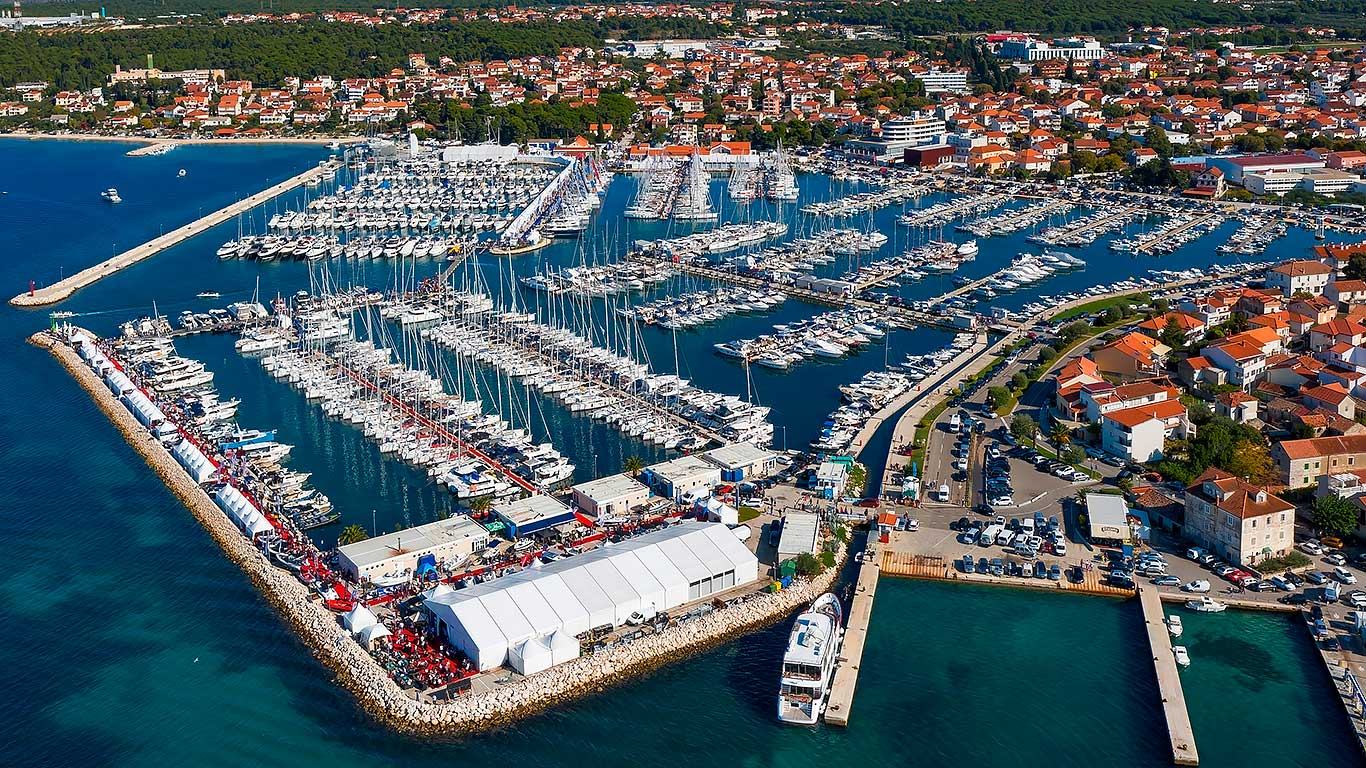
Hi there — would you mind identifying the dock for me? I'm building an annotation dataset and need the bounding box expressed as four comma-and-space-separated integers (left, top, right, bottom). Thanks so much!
1132, 212, 1221, 255
825, 529, 880, 727
11, 160, 338, 308
1137, 584, 1199, 766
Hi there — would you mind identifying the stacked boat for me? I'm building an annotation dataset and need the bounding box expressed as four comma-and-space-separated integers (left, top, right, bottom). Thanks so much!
520, 262, 674, 296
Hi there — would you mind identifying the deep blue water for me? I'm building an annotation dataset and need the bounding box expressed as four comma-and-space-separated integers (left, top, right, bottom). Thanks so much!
0, 138, 1358, 767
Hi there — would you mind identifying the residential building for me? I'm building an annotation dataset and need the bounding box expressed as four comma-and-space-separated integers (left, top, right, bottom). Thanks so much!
1183, 468, 1294, 567
1272, 434, 1366, 487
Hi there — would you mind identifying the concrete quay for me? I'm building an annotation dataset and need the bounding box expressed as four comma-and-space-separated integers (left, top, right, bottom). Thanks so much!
1138, 584, 1199, 766
825, 529, 880, 727
11, 161, 336, 308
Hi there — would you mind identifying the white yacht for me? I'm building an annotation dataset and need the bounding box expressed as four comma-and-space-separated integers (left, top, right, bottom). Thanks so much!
778, 593, 844, 725
101, 188, 122, 203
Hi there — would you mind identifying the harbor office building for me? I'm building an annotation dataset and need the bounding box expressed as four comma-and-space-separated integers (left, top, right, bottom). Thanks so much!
492, 495, 578, 539
641, 455, 722, 504
571, 473, 653, 518
338, 515, 491, 582
1085, 494, 1140, 546
703, 442, 778, 482
423, 522, 759, 673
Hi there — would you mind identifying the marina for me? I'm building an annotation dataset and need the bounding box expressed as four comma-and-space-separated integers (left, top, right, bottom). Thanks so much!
12, 134, 1366, 766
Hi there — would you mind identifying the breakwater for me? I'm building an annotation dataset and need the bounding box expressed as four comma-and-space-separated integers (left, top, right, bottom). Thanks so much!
33, 327, 840, 735
11, 161, 337, 308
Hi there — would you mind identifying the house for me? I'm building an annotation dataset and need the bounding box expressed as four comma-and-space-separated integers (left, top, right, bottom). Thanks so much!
1265, 259, 1333, 298
1216, 391, 1259, 424
1327, 279, 1366, 306
1052, 356, 1104, 420
1272, 434, 1366, 487
1203, 339, 1267, 390
1310, 318, 1366, 352
1092, 332, 1170, 381
1184, 166, 1226, 199
1178, 355, 1227, 388
1183, 468, 1294, 567
640, 455, 721, 503
1100, 399, 1189, 462
1137, 311, 1206, 345
1079, 380, 1179, 424
1302, 382, 1356, 419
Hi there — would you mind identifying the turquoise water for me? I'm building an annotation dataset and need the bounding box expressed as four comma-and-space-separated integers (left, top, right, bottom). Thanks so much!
0, 139, 1359, 766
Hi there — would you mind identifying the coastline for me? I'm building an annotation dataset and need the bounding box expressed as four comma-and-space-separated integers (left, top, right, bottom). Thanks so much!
33, 327, 843, 736
0, 131, 365, 147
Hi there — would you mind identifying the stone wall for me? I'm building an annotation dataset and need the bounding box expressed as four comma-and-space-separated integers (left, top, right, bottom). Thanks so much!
35, 330, 845, 735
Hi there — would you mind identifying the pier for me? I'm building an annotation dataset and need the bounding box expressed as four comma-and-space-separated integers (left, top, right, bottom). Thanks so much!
11, 160, 338, 308
825, 529, 880, 727
637, 255, 971, 332
1132, 212, 1222, 255
1138, 585, 1199, 766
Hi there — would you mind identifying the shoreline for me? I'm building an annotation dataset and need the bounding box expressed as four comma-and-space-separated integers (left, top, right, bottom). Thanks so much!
33, 327, 842, 735
0, 131, 365, 147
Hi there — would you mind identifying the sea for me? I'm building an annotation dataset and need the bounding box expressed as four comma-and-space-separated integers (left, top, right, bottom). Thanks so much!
0, 137, 1358, 766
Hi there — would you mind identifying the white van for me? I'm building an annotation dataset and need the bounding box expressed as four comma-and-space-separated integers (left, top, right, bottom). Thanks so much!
936, 483, 951, 502
949, 413, 961, 431
1020, 517, 1036, 535
982, 524, 1004, 546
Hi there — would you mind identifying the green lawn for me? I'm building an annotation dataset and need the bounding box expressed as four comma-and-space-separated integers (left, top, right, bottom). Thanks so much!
1050, 293, 1149, 322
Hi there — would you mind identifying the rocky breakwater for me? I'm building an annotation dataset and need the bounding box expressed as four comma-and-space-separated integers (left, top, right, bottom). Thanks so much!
35, 328, 848, 734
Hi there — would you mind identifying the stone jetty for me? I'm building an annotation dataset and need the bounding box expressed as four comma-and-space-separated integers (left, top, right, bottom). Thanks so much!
34, 328, 841, 734
11, 161, 336, 308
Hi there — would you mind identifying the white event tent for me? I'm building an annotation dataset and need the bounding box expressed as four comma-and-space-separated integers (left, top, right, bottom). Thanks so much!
423, 522, 758, 673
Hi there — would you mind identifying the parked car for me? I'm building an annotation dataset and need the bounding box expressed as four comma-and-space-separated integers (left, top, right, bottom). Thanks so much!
1326, 553, 1348, 567
1300, 541, 1323, 556
1348, 590, 1366, 609
1307, 571, 1329, 585
1335, 566, 1357, 584
1212, 564, 1236, 577
1183, 580, 1211, 593
1153, 575, 1182, 586
1270, 576, 1295, 592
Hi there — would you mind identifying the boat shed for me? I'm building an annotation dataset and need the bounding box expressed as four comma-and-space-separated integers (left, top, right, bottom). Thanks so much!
703, 442, 778, 481
571, 473, 653, 518
1085, 493, 1131, 544
424, 522, 758, 672
492, 495, 577, 539
776, 512, 822, 561
338, 515, 490, 582
642, 455, 721, 503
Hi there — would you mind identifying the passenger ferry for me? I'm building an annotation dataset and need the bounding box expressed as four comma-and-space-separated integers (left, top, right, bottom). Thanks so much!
778, 593, 844, 725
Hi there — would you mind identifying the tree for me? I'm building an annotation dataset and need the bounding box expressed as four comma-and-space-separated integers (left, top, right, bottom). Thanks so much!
623, 455, 645, 476
469, 496, 492, 516
1160, 315, 1187, 350
1145, 125, 1173, 158
338, 524, 368, 546
1010, 414, 1039, 446
846, 463, 868, 496
1010, 371, 1029, 392
1312, 495, 1359, 538
794, 552, 826, 577
1222, 438, 1274, 483
1050, 423, 1072, 449
987, 385, 1013, 413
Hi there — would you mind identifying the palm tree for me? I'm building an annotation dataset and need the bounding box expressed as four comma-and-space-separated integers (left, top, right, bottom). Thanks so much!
623, 455, 645, 477
469, 496, 492, 517
337, 524, 368, 546
1050, 423, 1071, 450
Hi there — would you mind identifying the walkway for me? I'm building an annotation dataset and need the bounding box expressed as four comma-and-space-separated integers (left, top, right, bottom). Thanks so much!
1137, 584, 1199, 766
11, 160, 338, 308
825, 529, 879, 727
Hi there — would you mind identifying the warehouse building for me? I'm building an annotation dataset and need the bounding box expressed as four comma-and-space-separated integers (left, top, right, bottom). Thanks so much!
338, 515, 490, 582
492, 494, 577, 539
571, 473, 653, 518
423, 522, 760, 672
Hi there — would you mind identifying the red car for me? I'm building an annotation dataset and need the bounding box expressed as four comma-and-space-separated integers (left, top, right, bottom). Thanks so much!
1225, 569, 1251, 583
